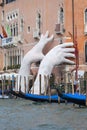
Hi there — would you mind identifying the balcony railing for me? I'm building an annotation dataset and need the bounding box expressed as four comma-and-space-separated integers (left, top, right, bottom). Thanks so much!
1, 35, 22, 48
2, 37, 14, 47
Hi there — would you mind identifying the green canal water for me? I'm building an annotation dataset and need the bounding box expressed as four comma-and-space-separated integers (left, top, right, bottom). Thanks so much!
0, 98, 87, 130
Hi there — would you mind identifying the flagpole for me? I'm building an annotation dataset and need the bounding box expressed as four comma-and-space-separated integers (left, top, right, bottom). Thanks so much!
72, 0, 74, 44
72, 0, 79, 84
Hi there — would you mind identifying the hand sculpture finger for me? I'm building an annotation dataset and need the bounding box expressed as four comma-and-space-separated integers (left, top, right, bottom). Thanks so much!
63, 48, 75, 53
40, 34, 44, 39
59, 42, 74, 48
64, 53, 75, 58
39, 31, 54, 46
64, 58, 75, 64
44, 30, 49, 37
44, 30, 54, 42
47, 35, 54, 43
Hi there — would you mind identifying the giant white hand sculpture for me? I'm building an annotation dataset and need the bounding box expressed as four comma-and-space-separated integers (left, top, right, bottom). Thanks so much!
32, 42, 75, 94
16, 31, 54, 92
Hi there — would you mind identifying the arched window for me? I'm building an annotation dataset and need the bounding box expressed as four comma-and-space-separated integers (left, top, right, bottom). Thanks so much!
35, 11, 41, 36
85, 41, 87, 62
10, 25, 13, 36
10, 22, 18, 36
84, 8, 87, 24
20, 18, 24, 32
60, 7, 64, 24
15, 23, 18, 36
58, 7, 64, 24
36, 12, 41, 31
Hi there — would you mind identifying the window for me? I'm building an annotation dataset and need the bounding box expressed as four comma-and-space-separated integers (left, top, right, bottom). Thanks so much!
6, 10, 19, 36
10, 22, 18, 36
13, 24, 15, 36
15, 23, 18, 36
10, 25, 13, 36
20, 18, 24, 32
4, 49, 24, 70
58, 7, 64, 24
1, 10, 4, 21
85, 8, 87, 24
27, 26, 30, 33
9, 55, 12, 66
6, 11, 18, 22
6, 0, 16, 4
4, 53, 6, 67
36, 11, 41, 34
85, 41, 87, 62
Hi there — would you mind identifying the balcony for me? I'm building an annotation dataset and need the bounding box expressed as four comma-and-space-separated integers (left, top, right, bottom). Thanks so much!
84, 24, 87, 35
1, 35, 23, 48
55, 23, 64, 35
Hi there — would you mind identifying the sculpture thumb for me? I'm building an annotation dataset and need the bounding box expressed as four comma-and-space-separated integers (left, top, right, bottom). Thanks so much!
47, 35, 54, 42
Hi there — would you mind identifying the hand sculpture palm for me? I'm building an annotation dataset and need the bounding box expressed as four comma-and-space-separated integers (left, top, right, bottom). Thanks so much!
19, 31, 54, 76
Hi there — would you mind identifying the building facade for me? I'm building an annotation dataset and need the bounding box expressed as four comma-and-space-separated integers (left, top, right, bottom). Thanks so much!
64, 0, 87, 78
0, 0, 87, 81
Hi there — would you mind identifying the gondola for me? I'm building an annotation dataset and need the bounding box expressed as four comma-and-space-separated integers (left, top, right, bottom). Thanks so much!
0, 95, 9, 99
0, 90, 10, 99
57, 89, 86, 106
0, 90, 9, 95
10, 90, 22, 98
10, 90, 65, 103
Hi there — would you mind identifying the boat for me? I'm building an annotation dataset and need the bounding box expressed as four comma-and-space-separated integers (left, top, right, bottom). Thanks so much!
0, 90, 9, 95
10, 90, 65, 103
0, 95, 9, 99
57, 89, 86, 106
10, 90, 22, 98
0, 90, 10, 99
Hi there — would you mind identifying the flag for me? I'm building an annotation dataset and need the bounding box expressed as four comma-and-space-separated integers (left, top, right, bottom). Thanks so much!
0, 34, 3, 39
6, 25, 11, 36
1, 25, 8, 38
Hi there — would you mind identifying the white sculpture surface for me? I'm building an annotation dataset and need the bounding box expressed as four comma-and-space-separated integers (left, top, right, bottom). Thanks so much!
16, 31, 54, 92
17, 31, 75, 94
32, 42, 75, 94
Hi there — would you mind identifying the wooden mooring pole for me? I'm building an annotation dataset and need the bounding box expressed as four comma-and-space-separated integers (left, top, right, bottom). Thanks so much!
28, 76, 30, 93
12, 75, 15, 90
1, 76, 4, 98
39, 74, 41, 95
19, 76, 21, 91
24, 76, 26, 93
44, 75, 47, 95
32, 77, 34, 94
47, 75, 51, 102
86, 79, 87, 106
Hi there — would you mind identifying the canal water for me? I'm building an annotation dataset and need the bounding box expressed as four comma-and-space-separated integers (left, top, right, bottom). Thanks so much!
0, 98, 87, 130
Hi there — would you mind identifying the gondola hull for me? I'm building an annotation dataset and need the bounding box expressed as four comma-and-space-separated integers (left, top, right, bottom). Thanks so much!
10, 90, 22, 98
11, 90, 64, 103
0, 90, 9, 95
57, 89, 86, 106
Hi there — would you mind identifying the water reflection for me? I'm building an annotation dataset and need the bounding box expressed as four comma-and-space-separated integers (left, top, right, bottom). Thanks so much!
0, 99, 87, 130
